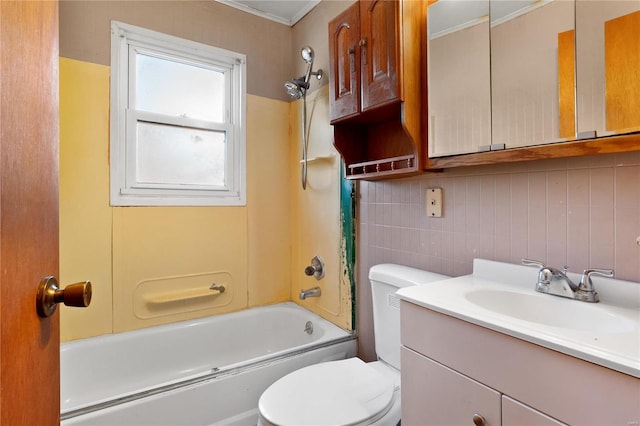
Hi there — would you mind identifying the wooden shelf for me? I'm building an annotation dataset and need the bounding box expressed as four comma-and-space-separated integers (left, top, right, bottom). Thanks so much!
425, 132, 640, 170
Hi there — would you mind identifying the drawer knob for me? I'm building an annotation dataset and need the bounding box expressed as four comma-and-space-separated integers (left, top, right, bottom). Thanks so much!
472, 413, 486, 426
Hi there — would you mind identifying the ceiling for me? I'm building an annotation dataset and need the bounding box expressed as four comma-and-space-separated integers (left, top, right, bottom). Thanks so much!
216, 0, 321, 26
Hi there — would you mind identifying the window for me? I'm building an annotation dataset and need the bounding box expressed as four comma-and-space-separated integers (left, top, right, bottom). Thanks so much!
110, 21, 246, 206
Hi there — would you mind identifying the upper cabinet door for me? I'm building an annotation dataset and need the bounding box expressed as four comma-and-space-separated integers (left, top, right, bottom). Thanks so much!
360, 0, 400, 112
576, 1, 640, 138
329, 3, 361, 122
426, 1, 491, 157
490, 0, 576, 149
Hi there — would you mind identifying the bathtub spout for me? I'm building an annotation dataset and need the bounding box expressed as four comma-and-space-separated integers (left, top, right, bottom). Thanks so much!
299, 286, 321, 300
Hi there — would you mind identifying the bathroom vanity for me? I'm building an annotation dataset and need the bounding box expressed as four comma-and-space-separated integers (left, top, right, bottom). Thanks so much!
397, 259, 640, 425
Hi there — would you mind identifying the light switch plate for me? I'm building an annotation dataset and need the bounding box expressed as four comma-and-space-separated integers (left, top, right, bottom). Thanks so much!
427, 188, 442, 217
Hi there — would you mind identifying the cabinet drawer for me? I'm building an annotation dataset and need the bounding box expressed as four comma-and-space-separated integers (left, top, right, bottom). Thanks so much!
401, 347, 501, 426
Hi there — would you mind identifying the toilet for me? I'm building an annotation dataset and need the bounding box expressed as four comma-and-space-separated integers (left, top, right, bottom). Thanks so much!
258, 264, 449, 426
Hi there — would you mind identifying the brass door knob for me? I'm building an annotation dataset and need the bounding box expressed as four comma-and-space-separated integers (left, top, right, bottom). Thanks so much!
36, 276, 92, 318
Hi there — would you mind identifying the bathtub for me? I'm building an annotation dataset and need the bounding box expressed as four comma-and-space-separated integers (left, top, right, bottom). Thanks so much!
61, 302, 356, 425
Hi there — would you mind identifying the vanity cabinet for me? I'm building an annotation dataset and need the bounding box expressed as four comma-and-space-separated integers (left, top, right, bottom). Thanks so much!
402, 347, 564, 426
328, 0, 425, 180
400, 300, 640, 425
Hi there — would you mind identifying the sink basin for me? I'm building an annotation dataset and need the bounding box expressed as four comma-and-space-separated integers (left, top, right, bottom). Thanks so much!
465, 289, 637, 334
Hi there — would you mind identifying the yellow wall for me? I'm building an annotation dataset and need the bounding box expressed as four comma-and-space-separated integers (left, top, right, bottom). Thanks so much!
59, 59, 113, 340
59, 57, 292, 339
59, 1, 353, 340
289, 86, 352, 330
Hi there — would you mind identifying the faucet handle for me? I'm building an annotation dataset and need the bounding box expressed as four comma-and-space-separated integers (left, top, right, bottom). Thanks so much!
583, 268, 614, 278
579, 268, 614, 287
522, 259, 553, 290
576, 268, 613, 303
521, 258, 545, 268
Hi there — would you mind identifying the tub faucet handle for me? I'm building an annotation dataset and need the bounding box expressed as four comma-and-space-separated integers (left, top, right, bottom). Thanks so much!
305, 255, 325, 280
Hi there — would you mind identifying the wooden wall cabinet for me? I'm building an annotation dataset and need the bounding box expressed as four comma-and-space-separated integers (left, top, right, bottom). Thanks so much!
427, 1, 640, 169
329, 0, 425, 180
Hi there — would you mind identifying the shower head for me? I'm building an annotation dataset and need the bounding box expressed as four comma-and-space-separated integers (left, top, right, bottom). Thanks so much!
284, 78, 309, 100
301, 46, 314, 64
285, 45, 323, 100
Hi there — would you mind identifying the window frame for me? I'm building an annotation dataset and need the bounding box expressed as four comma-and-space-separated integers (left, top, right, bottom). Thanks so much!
110, 21, 246, 206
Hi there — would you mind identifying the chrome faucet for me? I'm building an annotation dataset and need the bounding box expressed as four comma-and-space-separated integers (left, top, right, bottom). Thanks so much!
299, 286, 321, 300
522, 259, 613, 303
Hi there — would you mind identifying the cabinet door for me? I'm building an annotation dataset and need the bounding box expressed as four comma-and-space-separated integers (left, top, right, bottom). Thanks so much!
503, 396, 567, 426
359, 0, 400, 112
329, 2, 360, 122
426, 1, 491, 157
491, 0, 576, 148
401, 347, 501, 426
576, 2, 640, 137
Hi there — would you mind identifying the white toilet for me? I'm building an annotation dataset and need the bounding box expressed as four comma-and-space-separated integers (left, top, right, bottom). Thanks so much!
258, 264, 449, 426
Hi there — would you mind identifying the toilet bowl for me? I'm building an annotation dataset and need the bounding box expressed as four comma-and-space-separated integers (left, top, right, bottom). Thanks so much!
258, 264, 449, 426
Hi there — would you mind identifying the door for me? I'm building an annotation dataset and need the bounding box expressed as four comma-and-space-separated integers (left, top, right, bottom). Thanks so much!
0, 1, 61, 424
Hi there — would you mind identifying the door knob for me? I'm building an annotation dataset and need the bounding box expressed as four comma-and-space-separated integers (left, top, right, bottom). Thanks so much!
36, 276, 92, 318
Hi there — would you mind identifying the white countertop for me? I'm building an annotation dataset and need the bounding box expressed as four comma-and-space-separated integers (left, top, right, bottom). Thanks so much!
396, 259, 640, 378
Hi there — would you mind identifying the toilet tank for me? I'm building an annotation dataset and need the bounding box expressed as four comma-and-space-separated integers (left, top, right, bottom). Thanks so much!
369, 264, 449, 370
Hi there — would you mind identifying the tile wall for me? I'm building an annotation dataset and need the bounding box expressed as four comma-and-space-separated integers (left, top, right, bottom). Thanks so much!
356, 151, 640, 360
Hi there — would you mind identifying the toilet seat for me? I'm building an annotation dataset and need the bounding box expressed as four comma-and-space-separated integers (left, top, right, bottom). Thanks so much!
258, 358, 395, 426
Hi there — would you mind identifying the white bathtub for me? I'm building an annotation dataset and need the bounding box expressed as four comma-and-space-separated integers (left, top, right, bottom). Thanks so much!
61, 302, 356, 425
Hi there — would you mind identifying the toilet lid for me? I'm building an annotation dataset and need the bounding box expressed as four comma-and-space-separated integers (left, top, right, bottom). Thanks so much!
259, 358, 395, 426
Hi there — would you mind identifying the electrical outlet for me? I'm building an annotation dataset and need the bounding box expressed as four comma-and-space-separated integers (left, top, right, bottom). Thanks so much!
427, 188, 442, 217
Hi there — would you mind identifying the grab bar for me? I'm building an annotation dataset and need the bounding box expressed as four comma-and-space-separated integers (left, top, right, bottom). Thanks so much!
144, 284, 225, 306
209, 283, 226, 293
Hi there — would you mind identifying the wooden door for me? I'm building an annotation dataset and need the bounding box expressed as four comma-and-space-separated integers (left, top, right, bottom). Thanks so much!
360, 0, 400, 112
0, 1, 61, 424
329, 2, 361, 123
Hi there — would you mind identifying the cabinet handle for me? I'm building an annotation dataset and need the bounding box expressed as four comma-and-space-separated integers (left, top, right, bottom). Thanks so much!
348, 46, 355, 75
472, 413, 486, 426
359, 37, 367, 65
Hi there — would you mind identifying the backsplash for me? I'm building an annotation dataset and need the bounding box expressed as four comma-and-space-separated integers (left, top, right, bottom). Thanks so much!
358, 152, 640, 281
355, 151, 640, 359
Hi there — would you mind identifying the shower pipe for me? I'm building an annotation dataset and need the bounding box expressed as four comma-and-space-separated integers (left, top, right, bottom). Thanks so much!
284, 46, 323, 190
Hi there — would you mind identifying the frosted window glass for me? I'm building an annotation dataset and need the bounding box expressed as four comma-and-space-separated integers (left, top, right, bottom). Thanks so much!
136, 122, 226, 186
135, 53, 225, 122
